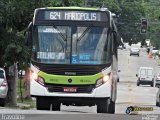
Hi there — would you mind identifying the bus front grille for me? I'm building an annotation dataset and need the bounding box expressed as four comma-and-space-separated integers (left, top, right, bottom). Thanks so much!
45, 84, 95, 93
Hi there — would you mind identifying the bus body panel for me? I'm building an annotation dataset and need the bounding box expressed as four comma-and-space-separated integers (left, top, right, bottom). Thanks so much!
38, 71, 102, 85
30, 75, 111, 98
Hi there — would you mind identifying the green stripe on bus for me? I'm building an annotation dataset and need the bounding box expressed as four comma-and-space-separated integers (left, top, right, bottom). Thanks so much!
46, 7, 98, 11
38, 71, 102, 85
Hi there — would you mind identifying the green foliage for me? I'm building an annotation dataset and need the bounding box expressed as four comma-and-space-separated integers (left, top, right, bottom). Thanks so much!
48, 0, 85, 6
0, 0, 50, 69
115, 1, 146, 43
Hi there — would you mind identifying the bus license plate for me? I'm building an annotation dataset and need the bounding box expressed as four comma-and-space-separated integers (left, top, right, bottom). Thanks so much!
63, 87, 77, 92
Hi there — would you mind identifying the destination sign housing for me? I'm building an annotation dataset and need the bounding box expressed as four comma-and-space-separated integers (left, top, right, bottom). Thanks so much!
36, 10, 108, 22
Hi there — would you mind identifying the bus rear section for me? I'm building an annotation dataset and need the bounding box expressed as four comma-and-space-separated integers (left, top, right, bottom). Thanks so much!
26, 7, 119, 113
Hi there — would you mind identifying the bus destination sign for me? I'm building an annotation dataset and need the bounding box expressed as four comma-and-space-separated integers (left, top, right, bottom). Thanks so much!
45, 11, 101, 21
37, 10, 108, 22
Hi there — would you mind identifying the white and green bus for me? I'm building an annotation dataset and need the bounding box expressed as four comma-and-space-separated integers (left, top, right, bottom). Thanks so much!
25, 7, 120, 113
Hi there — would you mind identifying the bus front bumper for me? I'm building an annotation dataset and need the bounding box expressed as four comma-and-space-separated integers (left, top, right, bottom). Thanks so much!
30, 79, 111, 98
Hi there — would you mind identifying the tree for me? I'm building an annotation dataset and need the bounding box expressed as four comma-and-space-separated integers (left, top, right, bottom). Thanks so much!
0, 0, 87, 105
115, 1, 146, 43
0, 0, 49, 105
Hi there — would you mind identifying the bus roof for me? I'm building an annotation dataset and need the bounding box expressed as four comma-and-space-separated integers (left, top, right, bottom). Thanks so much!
39, 7, 99, 11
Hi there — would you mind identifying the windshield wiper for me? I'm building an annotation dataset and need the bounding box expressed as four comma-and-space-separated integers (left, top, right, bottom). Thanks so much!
77, 26, 92, 42
74, 26, 92, 52
52, 24, 66, 51
52, 24, 66, 42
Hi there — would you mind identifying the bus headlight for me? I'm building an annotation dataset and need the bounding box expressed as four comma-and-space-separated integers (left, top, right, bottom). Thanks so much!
103, 75, 110, 83
31, 72, 45, 86
32, 72, 38, 80
96, 74, 110, 87
96, 78, 103, 87
37, 77, 45, 86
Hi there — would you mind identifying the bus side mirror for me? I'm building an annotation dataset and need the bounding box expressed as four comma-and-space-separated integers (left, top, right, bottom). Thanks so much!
25, 31, 32, 46
25, 22, 33, 45
136, 74, 138, 77
112, 31, 117, 41
112, 30, 121, 48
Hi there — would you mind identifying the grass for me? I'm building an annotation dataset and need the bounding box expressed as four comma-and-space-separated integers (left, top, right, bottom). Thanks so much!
17, 78, 36, 109
17, 98, 36, 109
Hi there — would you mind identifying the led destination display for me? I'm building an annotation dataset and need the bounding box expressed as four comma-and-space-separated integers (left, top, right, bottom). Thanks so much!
36, 10, 108, 22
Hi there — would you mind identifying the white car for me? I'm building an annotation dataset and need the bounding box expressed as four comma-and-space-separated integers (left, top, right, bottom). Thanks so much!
130, 48, 140, 56
152, 48, 158, 54
0, 68, 8, 106
156, 87, 160, 107
136, 67, 154, 87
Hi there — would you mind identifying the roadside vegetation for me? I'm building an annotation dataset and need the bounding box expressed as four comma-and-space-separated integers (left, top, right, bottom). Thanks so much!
17, 78, 36, 109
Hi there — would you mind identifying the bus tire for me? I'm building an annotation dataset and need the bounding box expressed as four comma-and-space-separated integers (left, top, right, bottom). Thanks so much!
151, 82, 154, 87
36, 97, 50, 110
0, 98, 5, 107
97, 99, 109, 113
108, 100, 115, 114
156, 101, 159, 106
52, 103, 61, 111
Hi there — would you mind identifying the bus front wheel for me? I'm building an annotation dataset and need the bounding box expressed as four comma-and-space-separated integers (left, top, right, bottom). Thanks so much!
0, 98, 5, 107
52, 102, 61, 111
36, 97, 51, 110
108, 99, 115, 114
97, 99, 109, 113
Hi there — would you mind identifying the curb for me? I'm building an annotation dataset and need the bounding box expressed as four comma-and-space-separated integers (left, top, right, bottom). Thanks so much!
17, 103, 31, 109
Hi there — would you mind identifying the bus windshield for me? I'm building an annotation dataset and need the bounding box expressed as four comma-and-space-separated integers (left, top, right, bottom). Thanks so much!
32, 25, 111, 65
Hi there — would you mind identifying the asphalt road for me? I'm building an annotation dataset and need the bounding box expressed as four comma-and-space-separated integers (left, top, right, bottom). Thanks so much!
0, 47, 160, 120
117, 47, 160, 115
